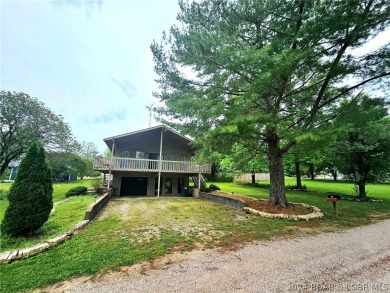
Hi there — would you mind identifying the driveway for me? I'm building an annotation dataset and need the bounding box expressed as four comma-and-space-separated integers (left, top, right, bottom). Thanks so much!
52, 220, 390, 292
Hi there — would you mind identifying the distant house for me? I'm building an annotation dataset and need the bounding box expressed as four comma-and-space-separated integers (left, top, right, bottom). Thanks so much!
8, 159, 77, 182
8, 160, 21, 180
93, 125, 211, 197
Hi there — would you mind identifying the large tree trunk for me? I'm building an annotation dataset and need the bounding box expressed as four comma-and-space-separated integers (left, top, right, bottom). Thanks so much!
211, 163, 217, 181
0, 159, 11, 177
358, 181, 367, 200
295, 160, 302, 189
251, 171, 256, 186
308, 163, 315, 180
268, 139, 288, 207
331, 169, 338, 181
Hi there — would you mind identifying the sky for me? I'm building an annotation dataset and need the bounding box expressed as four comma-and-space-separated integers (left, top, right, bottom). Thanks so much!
1, 0, 180, 153
1, 0, 389, 154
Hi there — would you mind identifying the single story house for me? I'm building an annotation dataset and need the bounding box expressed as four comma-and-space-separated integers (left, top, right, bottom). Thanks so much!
93, 125, 211, 197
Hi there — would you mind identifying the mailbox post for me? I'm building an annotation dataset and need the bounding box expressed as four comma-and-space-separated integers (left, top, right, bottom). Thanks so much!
327, 193, 341, 217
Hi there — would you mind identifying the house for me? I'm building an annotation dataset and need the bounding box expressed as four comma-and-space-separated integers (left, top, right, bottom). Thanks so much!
93, 125, 211, 197
8, 160, 21, 180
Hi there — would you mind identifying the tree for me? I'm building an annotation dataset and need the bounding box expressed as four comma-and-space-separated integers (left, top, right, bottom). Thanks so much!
334, 96, 390, 200
0, 91, 80, 176
151, 0, 390, 206
78, 141, 99, 160
47, 152, 90, 180
1, 142, 53, 236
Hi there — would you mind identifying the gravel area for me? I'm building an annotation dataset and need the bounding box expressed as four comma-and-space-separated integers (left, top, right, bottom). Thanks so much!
59, 220, 389, 293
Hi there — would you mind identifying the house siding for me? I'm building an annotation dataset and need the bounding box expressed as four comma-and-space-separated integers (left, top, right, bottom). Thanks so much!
111, 171, 189, 197
114, 139, 192, 162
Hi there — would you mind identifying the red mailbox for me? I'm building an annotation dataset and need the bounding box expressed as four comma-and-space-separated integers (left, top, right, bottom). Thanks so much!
327, 193, 341, 216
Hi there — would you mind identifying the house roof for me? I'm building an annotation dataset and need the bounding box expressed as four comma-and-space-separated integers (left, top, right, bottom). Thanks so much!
103, 125, 195, 152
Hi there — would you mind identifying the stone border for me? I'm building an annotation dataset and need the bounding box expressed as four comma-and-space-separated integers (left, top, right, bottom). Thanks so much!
0, 220, 89, 264
203, 191, 324, 221
0, 192, 111, 264
199, 192, 246, 210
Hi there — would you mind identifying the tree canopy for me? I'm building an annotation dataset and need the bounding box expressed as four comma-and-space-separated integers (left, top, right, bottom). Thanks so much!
0, 91, 79, 176
334, 96, 390, 199
151, 0, 390, 206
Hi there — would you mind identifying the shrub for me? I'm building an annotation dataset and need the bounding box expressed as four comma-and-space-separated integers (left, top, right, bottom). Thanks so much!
91, 178, 103, 194
65, 186, 88, 197
2, 143, 53, 236
215, 173, 234, 182
285, 184, 307, 190
209, 184, 220, 191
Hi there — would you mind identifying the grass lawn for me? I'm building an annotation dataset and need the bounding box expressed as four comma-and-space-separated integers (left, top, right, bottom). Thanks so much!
0, 195, 95, 252
0, 179, 97, 222
1, 179, 389, 293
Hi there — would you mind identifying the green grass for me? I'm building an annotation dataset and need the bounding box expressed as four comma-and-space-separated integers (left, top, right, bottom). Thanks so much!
212, 179, 390, 227
1, 179, 389, 293
0, 195, 95, 252
0, 179, 96, 222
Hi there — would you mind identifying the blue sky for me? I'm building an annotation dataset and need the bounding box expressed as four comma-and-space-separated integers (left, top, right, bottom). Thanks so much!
1, 0, 180, 153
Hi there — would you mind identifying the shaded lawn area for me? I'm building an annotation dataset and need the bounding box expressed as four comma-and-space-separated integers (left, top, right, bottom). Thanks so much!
1, 179, 390, 293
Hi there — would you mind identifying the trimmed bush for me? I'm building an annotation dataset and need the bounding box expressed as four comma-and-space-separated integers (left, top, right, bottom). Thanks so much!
1, 143, 53, 236
209, 184, 221, 191
65, 186, 88, 197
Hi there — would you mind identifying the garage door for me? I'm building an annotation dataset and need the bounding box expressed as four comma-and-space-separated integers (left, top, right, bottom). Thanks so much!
120, 177, 148, 196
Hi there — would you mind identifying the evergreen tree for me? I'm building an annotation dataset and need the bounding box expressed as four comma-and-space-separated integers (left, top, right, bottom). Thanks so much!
151, 0, 390, 206
2, 142, 53, 236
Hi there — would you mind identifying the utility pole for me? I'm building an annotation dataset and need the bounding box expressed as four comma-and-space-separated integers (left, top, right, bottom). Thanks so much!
146, 102, 155, 128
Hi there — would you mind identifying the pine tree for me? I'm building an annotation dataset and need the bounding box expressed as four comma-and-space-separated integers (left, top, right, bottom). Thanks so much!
1, 142, 53, 236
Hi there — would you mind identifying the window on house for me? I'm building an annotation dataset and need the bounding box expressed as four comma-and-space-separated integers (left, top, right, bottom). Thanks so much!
136, 151, 145, 159
136, 151, 146, 169
180, 155, 187, 171
165, 177, 172, 194
167, 154, 175, 170
155, 177, 163, 195
120, 151, 130, 168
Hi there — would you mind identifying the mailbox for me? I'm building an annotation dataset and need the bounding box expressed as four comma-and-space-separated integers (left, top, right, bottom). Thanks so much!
326, 193, 340, 216
327, 193, 341, 202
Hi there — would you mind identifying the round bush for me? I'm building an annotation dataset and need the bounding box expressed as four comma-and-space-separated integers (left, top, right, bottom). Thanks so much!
65, 186, 88, 197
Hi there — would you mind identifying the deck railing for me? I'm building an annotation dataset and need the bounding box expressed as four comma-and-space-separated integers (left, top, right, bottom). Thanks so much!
93, 156, 211, 174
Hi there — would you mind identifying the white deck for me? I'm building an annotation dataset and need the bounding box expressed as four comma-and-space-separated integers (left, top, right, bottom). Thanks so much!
93, 156, 211, 174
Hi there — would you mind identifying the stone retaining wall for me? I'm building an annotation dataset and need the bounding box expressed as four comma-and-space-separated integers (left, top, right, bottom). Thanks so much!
201, 192, 324, 221
0, 220, 89, 264
200, 192, 246, 210
84, 192, 111, 221
0, 192, 112, 264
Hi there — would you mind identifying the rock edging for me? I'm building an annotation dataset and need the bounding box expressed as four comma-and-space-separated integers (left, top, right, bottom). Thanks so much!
0, 220, 89, 264
203, 191, 324, 221
0, 192, 111, 264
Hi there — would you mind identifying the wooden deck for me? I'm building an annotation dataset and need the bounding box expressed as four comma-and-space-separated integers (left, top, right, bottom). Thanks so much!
93, 156, 211, 174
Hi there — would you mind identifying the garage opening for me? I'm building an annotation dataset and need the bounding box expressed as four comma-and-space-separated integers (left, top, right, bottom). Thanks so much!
120, 177, 148, 196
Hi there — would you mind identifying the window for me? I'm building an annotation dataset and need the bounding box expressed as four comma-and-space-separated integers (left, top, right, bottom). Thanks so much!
136, 151, 145, 159
167, 154, 175, 170
180, 155, 187, 171
136, 151, 145, 169
165, 177, 172, 194
155, 177, 163, 195
120, 151, 130, 168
